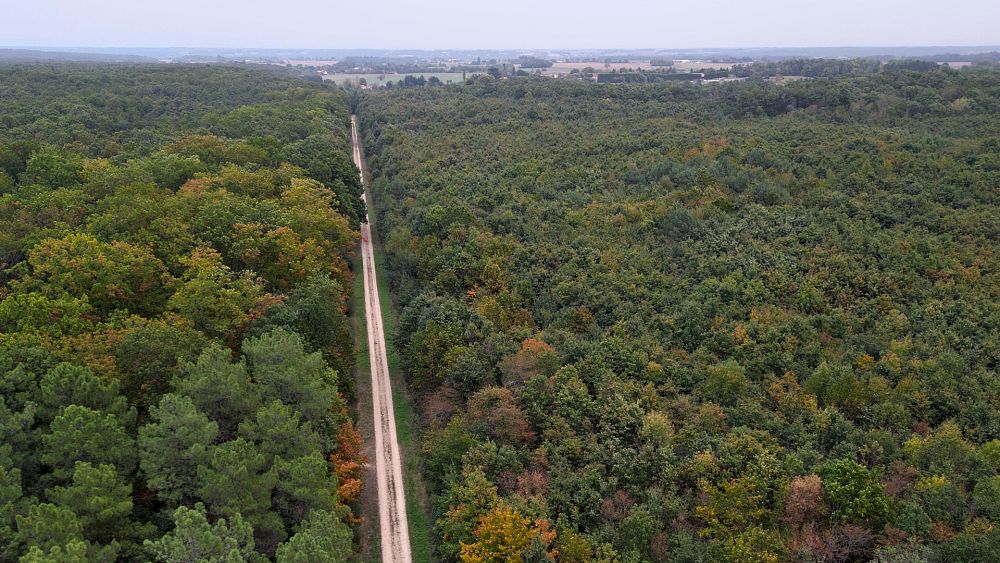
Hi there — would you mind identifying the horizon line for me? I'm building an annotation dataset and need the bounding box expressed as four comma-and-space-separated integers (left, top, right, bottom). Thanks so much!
3, 44, 1000, 52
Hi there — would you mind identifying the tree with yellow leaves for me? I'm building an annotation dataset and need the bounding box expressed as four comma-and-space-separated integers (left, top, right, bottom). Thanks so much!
460, 505, 556, 563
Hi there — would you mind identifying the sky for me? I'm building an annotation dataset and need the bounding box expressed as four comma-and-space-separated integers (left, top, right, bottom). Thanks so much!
2, 0, 998, 50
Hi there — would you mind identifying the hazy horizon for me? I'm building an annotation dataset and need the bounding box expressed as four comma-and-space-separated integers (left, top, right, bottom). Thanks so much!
5, 0, 999, 51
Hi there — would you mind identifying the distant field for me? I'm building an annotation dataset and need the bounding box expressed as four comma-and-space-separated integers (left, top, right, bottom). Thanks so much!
672, 60, 734, 71
548, 61, 658, 73
287, 59, 339, 66
323, 72, 467, 86
546, 60, 734, 74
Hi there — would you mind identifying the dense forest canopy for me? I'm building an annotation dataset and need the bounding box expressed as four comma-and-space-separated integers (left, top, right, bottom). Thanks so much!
359, 65, 1000, 562
0, 64, 364, 561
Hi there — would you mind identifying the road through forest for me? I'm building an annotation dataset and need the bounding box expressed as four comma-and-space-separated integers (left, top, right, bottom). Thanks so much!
352, 115, 412, 563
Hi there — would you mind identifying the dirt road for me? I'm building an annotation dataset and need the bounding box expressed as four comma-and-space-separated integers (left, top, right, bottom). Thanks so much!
352, 115, 412, 563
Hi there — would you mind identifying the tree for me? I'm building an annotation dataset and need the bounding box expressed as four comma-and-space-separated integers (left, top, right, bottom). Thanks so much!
973, 476, 1000, 521
48, 462, 133, 544
19, 146, 83, 188
174, 344, 259, 438
197, 438, 285, 554
903, 421, 977, 479
166, 247, 265, 339
275, 509, 352, 563
247, 274, 354, 393
36, 363, 128, 424
0, 397, 39, 480
19, 539, 118, 563
239, 401, 321, 464
818, 460, 890, 527
15, 503, 84, 553
40, 405, 136, 483
403, 320, 464, 392
242, 329, 338, 429
24, 233, 171, 317
782, 474, 828, 530
0, 462, 23, 561
330, 417, 365, 510
115, 320, 209, 412
423, 417, 478, 489
436, 468, 502, 561
145, 503, 256, 563
278, 179, 356, 263
499, 338, 558, 387
0, 292, 93, 337
272, 453, 338, 529
139, 394, 219, 504
229, 223, 328, 293
699, 360, 750, 407
465, 387, 536, 447
459, 505, 557, 563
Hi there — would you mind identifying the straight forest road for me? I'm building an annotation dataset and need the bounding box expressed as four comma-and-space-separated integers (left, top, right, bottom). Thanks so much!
352, 115, 412, 563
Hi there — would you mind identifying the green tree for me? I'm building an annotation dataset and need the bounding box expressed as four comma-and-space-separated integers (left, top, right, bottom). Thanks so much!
275, 509, 352, 563
15, 503, 83, 553
699, 360, 750, 407
0, 397, 38, 480
139, 394, 219, 504
40, 405, 136, 483
48, 462, 133, 544
19, 146, 83, 188
974, 476, 1000, 521
20, 540, 118, 563
238, 401, 321, 464
166, 247, 265, 339
197, 438, 285, 554
272, 453, 338, 529
248, 274, 354, 394
145, 503, 256, 563
115, 320, 209, 412
36, 363, 128, 424
174, 344, 259, 438
0, 462, 23, 561
818, 459, 890, 527
243, 329, 338, 428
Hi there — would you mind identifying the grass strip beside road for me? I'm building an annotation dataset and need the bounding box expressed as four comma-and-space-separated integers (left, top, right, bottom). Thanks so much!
368, 231, 434, 563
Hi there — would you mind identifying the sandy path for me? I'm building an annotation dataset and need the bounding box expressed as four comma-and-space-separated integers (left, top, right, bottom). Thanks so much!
352, 115, 412, 563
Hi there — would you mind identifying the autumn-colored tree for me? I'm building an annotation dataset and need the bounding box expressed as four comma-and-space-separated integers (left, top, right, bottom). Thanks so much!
166, 246, 265, 339
436, 468, 502, 561
279, 178, 357, 259
230, 223, 328, 293
459, 505, 557, 563
330, 412, 365, 513
500, 338, 558, 387
465, 387, 537, 447
23, 233, 171, 317
783, 474, 828, 530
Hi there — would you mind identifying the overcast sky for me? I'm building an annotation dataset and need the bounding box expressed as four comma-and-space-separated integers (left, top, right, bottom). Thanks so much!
3, 0, 998, 49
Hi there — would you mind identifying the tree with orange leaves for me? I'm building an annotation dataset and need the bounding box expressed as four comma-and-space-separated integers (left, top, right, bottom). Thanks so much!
329, 398, 366, 525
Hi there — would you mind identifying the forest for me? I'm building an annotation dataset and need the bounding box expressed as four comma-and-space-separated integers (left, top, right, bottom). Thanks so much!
0, 64, 365, 561
358, 64, 1000, 562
